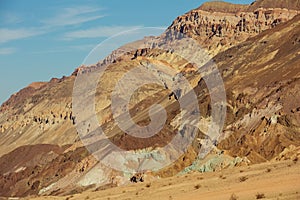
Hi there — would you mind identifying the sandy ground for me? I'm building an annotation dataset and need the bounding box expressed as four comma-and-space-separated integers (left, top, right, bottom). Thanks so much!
24, 160, 300, 200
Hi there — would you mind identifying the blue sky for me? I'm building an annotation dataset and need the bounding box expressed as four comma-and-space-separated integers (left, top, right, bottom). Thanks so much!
0, 0, 253, 104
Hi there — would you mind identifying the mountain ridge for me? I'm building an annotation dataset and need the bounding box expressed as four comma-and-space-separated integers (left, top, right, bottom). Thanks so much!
198, 0, 300, 12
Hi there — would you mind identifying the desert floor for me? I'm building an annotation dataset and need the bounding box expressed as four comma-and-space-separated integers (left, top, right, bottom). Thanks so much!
25, 160, 300, 200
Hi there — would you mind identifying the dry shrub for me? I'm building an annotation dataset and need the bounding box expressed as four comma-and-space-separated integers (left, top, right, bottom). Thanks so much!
256, 193, 266, 199
229, 193, 238, 200
239, 176, 248, 182
194, 184, 201, 189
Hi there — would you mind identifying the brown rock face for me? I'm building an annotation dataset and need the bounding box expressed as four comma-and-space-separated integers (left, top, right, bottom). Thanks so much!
213, 15, 300, 163
0, 144, 67, 197
0, 144, 111, 197
166, 2, 299, 55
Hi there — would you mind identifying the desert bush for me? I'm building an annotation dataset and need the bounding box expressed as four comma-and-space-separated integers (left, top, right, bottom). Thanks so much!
239, 176, 248, 182
219, 174, 226, 179
229, 193, 238, 200
194, 184, 201, 189
256, 193, 266, 199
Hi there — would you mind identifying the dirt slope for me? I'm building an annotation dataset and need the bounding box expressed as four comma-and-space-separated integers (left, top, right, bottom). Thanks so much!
25, 160, 300, 200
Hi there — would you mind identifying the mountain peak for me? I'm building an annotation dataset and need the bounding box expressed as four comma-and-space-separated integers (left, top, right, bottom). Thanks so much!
248, 0, 300, 10
198, 1, 248, 13
28, 82, 47, 90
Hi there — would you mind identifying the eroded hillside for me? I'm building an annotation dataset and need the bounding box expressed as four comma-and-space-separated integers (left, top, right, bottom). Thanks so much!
0, 0, 299, 198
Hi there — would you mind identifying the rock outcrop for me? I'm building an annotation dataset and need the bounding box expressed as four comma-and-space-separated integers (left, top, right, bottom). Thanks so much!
166, 1, 299, 55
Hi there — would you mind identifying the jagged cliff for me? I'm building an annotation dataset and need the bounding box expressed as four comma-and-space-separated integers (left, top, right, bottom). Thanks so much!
166, 0, 299, 55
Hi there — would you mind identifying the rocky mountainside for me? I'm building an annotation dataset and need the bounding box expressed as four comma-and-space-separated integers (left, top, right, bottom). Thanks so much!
0, 76, 78, 156
210, 14, 300, 163
0, 0, 299, 198
167, 0, 299, 55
